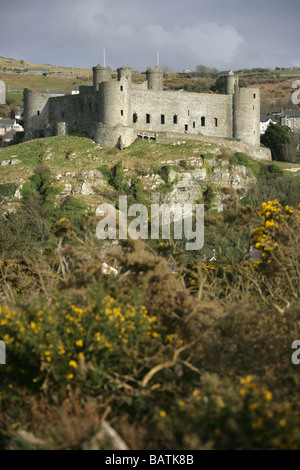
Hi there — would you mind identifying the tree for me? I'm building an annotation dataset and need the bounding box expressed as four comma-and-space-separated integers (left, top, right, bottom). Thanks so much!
195, 65, 219, 78
261, 123, 297, 162
210, 76, 225, 93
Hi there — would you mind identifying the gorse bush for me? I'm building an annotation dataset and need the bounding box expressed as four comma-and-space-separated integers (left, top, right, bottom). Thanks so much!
1, 198, 300, 449
1, 296, 161, 393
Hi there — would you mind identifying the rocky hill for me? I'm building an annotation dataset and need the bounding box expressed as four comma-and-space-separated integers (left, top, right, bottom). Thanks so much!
1, 135, 298, 216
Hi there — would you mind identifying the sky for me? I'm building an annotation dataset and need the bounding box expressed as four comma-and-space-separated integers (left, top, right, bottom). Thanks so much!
0, 0, 299, 72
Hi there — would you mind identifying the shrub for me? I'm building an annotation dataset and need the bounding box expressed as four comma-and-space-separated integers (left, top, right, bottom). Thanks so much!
0, 183, 16, 200
58, 197, 88, 222
261, 123, 297, 162
97, 165, 111, 181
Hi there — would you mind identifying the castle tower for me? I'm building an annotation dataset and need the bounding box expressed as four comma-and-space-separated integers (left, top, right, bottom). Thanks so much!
233, 87, 260, 146
146, 65, 164, 91
117, 66, 132, 83
23, 89, 50, 138
0, 80, 6, 104
92, 64, 112, 91
224, 70, 238, 95
95, 71, 135, 148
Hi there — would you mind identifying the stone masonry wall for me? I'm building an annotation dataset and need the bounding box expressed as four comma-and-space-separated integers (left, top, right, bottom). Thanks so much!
131, 89, 233, 139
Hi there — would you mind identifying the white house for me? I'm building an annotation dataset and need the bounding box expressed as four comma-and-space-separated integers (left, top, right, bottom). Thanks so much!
260, 115, 277, 135
0, 119, 23, 136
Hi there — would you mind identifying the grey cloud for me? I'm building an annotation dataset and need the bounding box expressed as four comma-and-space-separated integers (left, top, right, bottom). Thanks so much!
0, 0, 299, 70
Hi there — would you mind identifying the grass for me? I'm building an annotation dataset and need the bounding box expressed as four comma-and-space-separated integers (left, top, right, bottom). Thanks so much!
2, 134, 300, 186
1, 134, 300, 215
0, 72, 92, 94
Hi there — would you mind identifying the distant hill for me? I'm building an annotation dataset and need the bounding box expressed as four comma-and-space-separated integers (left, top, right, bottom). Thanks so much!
0, 56, 300, 114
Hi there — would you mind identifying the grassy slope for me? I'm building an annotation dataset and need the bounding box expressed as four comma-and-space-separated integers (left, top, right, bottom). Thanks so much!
1, 135, 299, 211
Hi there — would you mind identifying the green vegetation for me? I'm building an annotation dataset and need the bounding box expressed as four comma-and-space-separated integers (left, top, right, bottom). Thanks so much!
1, 136, 300, 449
261, 123, 298, 162
229, 152, 261, 178
0, 194, 300, 449
0, 183, 16, 201
6, 92, 23, 107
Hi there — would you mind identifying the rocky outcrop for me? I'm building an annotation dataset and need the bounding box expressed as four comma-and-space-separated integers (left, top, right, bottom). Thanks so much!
57, 169, 108, 198
142, 155, 256, 212
0, 159, 21, 166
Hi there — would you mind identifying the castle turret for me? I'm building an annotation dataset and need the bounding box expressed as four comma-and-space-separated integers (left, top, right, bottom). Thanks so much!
117, 66, 132, 83
146, 66, 164, 91
224, 70, 238, 95
93, 64, 112, 91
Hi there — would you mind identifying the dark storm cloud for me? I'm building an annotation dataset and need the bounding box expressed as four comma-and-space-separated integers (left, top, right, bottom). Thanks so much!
0, 0, 299, 70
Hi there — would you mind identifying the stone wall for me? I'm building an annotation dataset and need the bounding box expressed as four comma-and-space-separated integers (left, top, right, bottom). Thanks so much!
155, 132, 272, 161
131, 89, 233, 139
49, 93, 100, 133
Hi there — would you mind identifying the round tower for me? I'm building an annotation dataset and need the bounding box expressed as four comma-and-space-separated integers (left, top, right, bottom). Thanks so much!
0, 80, 6, 104
233, 87, 260, 146
92, 64, 112, 91
99, 79, 131, 127
23, 89, 50, 138
117, 66, 132, 83
23, 89, 39, 132
224, 70, 238, 95
146, 66, 164, 91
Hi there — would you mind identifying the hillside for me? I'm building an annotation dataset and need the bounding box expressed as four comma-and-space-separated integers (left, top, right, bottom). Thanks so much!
1, 135, 300, 449
0, 134, 287, 212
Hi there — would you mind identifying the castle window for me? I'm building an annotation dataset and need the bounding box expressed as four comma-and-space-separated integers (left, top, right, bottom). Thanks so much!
253, 94, 256, 99
188, 110, 190, 116
120, 86, 123, 91
201, 116, 205, 127
161, 114, 165, 125
146, 114, 151, 124
214, 118, 218, 127
133, 113, 138, 123
173, 115, 178, 124
185, 124, 188, 132
193, 122, 196, 128
37, 111, 40, 115
121, 110, 124, 116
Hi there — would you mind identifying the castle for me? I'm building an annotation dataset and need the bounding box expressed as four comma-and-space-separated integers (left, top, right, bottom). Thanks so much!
23, 65, 261, 149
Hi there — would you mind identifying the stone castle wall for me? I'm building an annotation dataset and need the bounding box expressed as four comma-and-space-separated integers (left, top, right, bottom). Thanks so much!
131, 88, 233, 139
23, 65, 263, 158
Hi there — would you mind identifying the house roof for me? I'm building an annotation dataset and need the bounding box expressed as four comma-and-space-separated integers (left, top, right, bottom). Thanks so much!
3, 131, 16, 138
40, 90, 65, 94
281, 110, 300, 118
0, 119, 15, 127
260, 115, 276, 123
